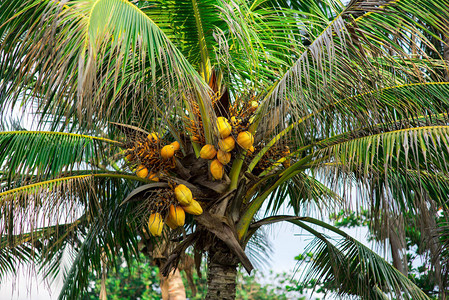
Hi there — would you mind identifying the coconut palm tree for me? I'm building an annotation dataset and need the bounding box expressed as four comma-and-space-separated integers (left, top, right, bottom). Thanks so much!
1, 0, 449, 299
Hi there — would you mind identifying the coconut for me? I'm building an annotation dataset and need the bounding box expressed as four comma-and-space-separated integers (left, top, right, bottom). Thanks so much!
136, 165, 148, 178
237, 131, 254, 150
174, 184, 193, 205
171, 141, 180, 151
167, 205, 185, 227
200, 144, 217, 160
182, 199, 203, 215
148, 213, 164, 236
161, 145, 175, 159
165, 216, 179, 230
218, 136, 235, 152
217, 117, 232, 138
217, 149, 231, 165
148, 132, 159, 143
210, 159, 224, 180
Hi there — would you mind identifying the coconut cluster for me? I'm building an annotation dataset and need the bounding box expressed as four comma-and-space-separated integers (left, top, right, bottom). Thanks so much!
120, 97, 291, 236
147, 184, 203, 237
199, 115, 255, 180
124, 132, 181, 180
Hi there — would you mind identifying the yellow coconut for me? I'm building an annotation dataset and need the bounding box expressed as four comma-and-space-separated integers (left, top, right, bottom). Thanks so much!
136, 165, 149, 178
210, 159, 224, 180
218, 136, 235, 153
248, 145, 255, 154
148, 132, 159, 143
217, 117, 232, 138
237, 131, 254, 150
171, 141, 180, 151
165, 216, 178, 229
148, 213, 164, 236
182, 199, 203, 215
200, 144, 217, 160
167, 205, 185, 227
217, 149, 231, 165
174, 184, 193, 206
161, 145, 175, 159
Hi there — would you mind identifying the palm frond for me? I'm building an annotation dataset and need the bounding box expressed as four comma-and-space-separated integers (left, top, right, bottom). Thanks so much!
142, 0, 226, 73
0, 173, 141, 299
252, 0, 449, 148
0, 173, 141, 246
0, 0, 205, 131
0, 220, 86, 282
58, 203, 139, 300
215, 0, 328, 90
316, 125, 449, 178
265, 172, 342, 216
0, 131, 120, 187
244, 226, 273, 269
0, 174, 95, 247
315, 81, 449, 140
0, 235, 37, 280
291, 218, 430, 299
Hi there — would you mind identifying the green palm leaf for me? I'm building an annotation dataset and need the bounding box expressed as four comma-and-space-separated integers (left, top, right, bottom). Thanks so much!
0, 174, 141, 299
0, 131, 120, 186
0, 0, 204, 130
252, 0, 448, 144
58, 180, 140, 300
291, 218, 430, 299
0, 173, 141, 243
0, 220, 86, 282
317, 125, 449, 176
265, 172, 342, 215
143, 0, 226, 74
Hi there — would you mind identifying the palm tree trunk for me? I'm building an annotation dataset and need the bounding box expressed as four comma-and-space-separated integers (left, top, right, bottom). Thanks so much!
205, 241, 238, 300
139, 237, 187, 300
160, 268, 186, 300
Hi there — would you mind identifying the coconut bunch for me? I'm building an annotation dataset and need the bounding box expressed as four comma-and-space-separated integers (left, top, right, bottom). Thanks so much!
119, 94, 289, 238
181, 94, 259, 180
199, 115, 256, 180
146, 184, 203, 237
123, 132, 181, 180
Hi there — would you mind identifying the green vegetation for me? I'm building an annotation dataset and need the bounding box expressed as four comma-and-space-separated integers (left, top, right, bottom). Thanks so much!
1, 0, 449, 299
330, 210, 449, 299
83, 254, 307, 300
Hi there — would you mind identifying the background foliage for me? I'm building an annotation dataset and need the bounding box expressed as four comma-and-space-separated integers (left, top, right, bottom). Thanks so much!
83, 253, 308, 300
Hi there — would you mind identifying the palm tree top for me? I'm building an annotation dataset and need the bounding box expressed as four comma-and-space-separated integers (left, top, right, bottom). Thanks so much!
1, 0, 449, 299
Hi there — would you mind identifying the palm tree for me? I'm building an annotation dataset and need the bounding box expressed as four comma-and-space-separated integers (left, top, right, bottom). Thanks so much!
1, 0, 449, 299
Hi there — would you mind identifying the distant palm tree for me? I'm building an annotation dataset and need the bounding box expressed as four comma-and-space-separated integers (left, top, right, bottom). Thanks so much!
1, 0, 449, 299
